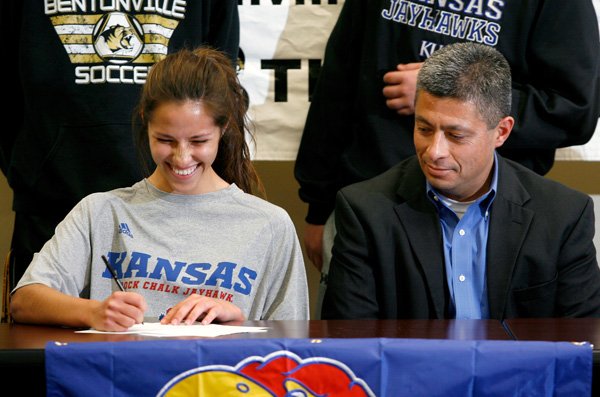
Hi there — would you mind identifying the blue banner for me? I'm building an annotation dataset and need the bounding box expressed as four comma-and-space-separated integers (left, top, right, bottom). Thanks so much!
45, 338, 592, 396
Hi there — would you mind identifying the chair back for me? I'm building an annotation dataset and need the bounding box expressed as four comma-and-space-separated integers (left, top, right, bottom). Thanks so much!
2, 250, 13, 323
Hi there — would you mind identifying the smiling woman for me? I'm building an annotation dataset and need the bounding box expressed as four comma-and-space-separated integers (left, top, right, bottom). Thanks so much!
9, 47, 309, 331
146, 100, 228, 195
134, 47, 263, 198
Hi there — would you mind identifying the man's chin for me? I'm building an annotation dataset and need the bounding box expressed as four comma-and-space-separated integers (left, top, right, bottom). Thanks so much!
426, 177, 456, 194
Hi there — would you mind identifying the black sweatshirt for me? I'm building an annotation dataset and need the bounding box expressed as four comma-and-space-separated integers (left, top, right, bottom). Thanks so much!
295, 0, 600, 225
1, 0, 239, 215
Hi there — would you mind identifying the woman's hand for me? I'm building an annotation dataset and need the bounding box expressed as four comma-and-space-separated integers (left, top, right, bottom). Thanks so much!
160, 295, 245, 325
89, 291, 147, 332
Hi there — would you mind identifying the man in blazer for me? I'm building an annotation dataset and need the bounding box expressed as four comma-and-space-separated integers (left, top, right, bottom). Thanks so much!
322, 42, 600, 320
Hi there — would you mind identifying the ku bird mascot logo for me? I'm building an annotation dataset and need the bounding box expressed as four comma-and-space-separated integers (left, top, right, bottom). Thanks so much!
157, 351, 375, 397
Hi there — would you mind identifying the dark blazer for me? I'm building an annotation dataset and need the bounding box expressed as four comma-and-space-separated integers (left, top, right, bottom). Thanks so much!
322, 155, 600, 320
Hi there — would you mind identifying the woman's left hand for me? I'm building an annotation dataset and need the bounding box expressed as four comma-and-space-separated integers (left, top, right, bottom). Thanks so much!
159, 295, 245, 325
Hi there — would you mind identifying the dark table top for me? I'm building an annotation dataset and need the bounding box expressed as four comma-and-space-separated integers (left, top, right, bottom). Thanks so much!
3, 318, 598, 396
0, 319, 511, 352
504, 318, 600, 345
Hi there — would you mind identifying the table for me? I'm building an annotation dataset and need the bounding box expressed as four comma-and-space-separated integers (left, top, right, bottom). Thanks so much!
504, 318, 600, 361
3, 319, 596, 395
504, 317, 600, 395
0, 319, 511, 395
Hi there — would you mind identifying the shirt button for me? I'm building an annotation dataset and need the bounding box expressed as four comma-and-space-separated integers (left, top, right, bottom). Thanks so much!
459, 229, 465, 236
459, 274, 466, 282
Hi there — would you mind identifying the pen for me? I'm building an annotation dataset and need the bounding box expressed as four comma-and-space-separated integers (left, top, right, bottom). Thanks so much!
102, 255, 144, 324
102, 255, 126, 292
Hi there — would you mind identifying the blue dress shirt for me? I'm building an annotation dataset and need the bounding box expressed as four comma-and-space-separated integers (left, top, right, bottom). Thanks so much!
426, 155, 498, 319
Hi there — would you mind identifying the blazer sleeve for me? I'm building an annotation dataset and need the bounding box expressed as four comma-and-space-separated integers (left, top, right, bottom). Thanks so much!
555, 196, 600, 317
321, 189, 380, 319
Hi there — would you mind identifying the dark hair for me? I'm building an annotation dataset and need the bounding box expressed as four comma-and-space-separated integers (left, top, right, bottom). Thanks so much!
133, 47, 264, 197
416, 42, 512, 128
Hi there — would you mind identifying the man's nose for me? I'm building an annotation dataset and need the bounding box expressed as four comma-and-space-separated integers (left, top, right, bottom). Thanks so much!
427, 131, 449, 159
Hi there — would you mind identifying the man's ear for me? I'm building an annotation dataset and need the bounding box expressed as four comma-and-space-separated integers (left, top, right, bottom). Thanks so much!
494, 116, 514, 148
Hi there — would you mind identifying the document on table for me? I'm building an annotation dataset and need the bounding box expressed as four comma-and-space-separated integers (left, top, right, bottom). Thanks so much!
76, 323, 269, 337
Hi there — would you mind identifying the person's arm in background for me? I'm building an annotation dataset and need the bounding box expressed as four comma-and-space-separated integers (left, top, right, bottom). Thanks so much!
0, 0, 23, 176
203, 0, 240, 64
501, 0, 600, 153
294, 0, 365, 270
303, 223, 325, 271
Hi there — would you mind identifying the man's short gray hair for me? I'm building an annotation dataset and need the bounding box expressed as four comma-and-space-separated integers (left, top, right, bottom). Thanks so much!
417, 42, 512, 129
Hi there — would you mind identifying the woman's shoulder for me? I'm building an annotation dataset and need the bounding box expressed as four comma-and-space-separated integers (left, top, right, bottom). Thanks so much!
76, 181, 145, 210
230, 186, 291, 221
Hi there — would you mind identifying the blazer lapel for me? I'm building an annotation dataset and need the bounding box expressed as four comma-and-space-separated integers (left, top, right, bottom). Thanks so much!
486, 157, 533, 319
394, 159, 447, 318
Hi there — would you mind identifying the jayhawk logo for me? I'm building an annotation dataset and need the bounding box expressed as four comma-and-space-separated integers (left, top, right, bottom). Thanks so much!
157, 351, 375, 397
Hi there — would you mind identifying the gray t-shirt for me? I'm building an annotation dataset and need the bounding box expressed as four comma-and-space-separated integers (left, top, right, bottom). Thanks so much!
15, 180, 309, 320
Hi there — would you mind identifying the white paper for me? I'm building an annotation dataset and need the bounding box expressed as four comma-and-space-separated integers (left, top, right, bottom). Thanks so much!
75, 322, 269, 337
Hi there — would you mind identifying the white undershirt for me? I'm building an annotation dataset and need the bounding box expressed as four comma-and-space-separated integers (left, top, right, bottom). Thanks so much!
438, 195, 476, 219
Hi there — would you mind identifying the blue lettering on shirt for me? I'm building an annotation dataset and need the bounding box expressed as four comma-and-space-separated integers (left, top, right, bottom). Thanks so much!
124, 251, 151, 278
235, 267, 257, 295
182, 263, 211, 285
205, 262, 236, 288
381, 0, 503, 46
149, 257, 186, 281
107, 251, 257, 296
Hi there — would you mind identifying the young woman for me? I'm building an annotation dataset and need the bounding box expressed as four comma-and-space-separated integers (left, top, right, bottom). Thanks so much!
10, 48, 309, 331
